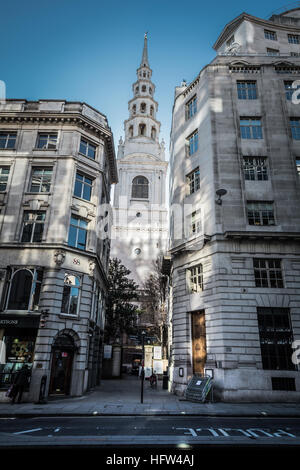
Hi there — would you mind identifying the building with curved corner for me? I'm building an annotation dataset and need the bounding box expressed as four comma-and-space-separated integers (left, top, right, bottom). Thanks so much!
168, 8, 300, 401
0, 99, 117, 401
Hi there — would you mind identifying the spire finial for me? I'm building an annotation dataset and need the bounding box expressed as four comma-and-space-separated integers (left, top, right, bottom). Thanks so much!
141, 32, 149, 67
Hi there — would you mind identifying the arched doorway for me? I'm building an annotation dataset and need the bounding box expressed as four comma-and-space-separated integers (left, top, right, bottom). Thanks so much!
49, 334, 76, 395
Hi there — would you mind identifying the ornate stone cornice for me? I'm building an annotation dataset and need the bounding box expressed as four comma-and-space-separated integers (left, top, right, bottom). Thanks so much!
0, 111, 118, 184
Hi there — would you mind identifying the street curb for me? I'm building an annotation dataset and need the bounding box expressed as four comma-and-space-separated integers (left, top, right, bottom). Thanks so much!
0, 412, 300, 418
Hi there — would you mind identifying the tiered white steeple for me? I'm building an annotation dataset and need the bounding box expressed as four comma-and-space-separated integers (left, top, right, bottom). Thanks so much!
112, 34, 168, 287
117, 33, 165, 161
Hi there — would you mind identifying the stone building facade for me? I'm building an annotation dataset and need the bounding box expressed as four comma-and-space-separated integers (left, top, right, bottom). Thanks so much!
111, 35, 168, 369
168, 8, 300, 401
111, 34, 168, 287
0, 99, 117, 401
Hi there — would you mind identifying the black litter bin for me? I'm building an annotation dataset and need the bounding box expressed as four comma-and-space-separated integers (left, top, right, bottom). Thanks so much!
162, 371, 168, 390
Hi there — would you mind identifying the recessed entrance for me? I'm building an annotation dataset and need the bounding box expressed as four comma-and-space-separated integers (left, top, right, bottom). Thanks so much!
49, 334, 75, 395
191, 310, 207, 375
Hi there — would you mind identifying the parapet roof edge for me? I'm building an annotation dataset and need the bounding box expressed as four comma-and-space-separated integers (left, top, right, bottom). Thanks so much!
1, 98, 118, 184
213, 9, 300, 50
3, 98, 108, 121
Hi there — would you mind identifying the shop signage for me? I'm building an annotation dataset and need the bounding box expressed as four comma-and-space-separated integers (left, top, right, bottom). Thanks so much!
144, 345, 153, 369
153, 346, 162, 360
103, 345, 112, 359
153, 360, 163, 374
0, 315, 40, 329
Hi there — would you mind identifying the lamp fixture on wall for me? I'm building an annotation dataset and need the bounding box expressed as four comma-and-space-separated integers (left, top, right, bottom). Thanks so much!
215, 188, 227, 205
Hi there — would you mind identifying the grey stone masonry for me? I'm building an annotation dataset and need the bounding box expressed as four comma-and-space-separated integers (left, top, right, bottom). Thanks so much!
168, 8, 300, 402
0, 99, 117, 402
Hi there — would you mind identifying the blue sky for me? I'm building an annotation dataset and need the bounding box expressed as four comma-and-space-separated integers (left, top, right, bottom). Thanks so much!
0, 0, 292, 156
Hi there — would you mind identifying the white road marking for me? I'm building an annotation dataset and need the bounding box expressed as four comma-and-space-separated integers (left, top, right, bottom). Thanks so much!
175, 427, 297, 438
14, 428, 42, 435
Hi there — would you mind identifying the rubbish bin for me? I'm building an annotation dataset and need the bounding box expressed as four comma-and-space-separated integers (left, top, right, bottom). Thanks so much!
162, 371, 168, 390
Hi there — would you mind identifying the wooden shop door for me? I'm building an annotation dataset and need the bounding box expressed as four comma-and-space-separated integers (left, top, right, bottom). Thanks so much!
49, 349, 74, 395
192, 310, 206, 375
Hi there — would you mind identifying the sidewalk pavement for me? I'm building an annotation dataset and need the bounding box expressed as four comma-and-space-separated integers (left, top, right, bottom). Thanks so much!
0, 376, 299, 417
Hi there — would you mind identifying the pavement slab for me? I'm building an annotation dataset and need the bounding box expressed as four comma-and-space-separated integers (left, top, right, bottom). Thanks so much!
0, 377, 299, 417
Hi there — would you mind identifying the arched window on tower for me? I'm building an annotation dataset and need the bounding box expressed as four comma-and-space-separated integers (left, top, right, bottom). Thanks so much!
149, 87, 152, 95
135, 86, 139, 95
150, 105, 154, 117
143, 72, 146, 78
132, 176, 149, 199
142, 85, 146, 92
139, 123, 146, 136
140, 102, 146, 113
129, 126, 133, 138
132, 104, 136, 115
151, 127, 156, 140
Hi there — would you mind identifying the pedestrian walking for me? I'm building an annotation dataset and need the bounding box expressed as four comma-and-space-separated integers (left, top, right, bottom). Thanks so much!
10, 364, 31, 404
149, 372, 157, 388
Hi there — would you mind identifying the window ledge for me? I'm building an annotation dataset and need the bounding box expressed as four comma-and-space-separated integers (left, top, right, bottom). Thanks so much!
18, 242, 45, 246
1, 310, 40, 315
73, 195, 95, 206
24, 192, 51, 196
78, 152, 96, 161
65, 244, 95, 254
130, 198, 150, 202
32, 148, 58, 152
185, 233, 201, 242
0, 148, 16, 151
185, 191, 200, 198
59, 314, 79, 320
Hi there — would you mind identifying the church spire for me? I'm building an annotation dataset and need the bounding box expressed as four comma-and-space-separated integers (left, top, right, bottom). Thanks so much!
140, 32, 149, 67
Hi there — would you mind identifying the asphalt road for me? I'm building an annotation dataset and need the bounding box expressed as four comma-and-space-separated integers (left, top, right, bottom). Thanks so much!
0, 415, 299, 444
1, 416, 299, 468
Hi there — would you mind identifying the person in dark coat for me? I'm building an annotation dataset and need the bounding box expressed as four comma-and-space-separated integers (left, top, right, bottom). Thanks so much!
11, 364, 30, 404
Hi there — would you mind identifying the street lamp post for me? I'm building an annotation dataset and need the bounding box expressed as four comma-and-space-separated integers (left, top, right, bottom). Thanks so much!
140, 330, 146, 404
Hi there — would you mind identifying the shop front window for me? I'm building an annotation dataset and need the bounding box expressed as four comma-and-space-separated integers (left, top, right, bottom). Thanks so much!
0, 328, 36, 389
6, 268, 43, 311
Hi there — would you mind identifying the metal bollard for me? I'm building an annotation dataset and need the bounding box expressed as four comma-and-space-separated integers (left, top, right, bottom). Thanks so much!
36, 375, 47, 404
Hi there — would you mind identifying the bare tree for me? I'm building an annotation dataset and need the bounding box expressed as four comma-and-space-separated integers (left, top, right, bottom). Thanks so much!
141, 257, 168, 357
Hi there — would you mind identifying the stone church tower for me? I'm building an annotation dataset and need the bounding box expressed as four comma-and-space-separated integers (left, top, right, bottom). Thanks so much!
111, 34, 168, 288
